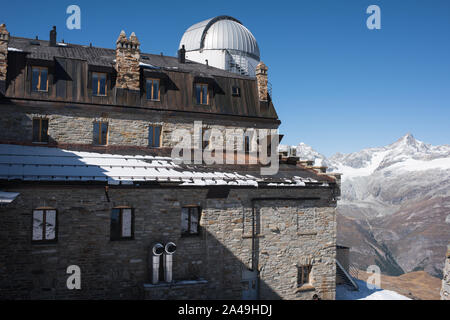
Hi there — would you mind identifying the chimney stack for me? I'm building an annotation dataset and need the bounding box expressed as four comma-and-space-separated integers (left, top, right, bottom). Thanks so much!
256, 61, 268, 101
115, 30, 141, 91
49, 26, 56, 47
0, 24, 10, 84
178, 44, 186, 63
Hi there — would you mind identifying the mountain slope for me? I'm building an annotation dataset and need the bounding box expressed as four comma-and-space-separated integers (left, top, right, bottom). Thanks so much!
286, 134, 450, 277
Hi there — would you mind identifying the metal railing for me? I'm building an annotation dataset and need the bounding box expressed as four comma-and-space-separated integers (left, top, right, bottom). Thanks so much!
349, 263, 359, 280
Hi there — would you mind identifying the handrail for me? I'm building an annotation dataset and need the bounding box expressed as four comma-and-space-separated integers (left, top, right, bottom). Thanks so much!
336, 259, 359, 291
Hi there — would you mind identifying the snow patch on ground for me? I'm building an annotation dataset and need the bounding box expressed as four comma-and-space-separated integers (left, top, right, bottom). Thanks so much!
336, 279, 411, 300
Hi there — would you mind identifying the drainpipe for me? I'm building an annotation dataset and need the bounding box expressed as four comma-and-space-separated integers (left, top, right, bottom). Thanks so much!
151, 243, 164, 284
164, 242, 177, 283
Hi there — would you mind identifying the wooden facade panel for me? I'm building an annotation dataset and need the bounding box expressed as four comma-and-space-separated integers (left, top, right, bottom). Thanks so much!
4, 52, 277, 121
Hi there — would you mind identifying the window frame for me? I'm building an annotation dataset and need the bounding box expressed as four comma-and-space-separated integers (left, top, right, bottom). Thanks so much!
146, 78, 160, 101
110, 207, 135, 241
31, 208, 58, 244
181, 206, 201, 236
202, 128, 210, 150
93, 120, 109, 145
297, 265, 312, 287
232, 86, 241, 97
31, 66, 48, 92
92, 72, 107, 97
148, 124, 162, 148
195, 83, 209, 105
32, 118, 49, 144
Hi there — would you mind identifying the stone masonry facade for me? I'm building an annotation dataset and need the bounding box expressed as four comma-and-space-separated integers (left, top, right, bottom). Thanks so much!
0, 102, 277, 150
0, 186, 337, 300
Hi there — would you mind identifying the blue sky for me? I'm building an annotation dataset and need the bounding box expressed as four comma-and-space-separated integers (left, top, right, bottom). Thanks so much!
2, 0, 449, 156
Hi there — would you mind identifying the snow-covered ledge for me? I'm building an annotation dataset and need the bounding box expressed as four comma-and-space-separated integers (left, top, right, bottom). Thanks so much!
0, 191, 20, 204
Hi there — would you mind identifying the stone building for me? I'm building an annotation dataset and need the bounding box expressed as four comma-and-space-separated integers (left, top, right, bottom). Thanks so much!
0, 18, 340, 300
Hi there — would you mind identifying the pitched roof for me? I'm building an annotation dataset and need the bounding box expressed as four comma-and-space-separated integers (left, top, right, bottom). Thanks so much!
0, 144, 333, 187
8, 36, 253, 80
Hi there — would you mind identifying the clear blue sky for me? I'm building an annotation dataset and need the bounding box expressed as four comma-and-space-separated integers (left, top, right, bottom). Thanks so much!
2, 0, 449, 156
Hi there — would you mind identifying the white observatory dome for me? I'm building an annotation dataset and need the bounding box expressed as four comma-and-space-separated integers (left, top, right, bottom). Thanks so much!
179, 16, 260, 76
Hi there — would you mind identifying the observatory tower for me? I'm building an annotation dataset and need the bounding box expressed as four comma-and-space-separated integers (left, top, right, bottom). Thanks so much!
179, 16, 260, 77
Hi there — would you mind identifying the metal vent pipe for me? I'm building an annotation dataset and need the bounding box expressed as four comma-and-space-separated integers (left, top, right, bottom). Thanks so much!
164, 242, 177, 283
151, 243, 164, 284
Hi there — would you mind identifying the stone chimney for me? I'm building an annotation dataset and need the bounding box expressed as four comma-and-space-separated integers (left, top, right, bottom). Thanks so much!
256, 61, 268, 101
0, 24, 10, 83
115, 30, 141, 91
49, 26, 57, 47
178, 45, 186, 64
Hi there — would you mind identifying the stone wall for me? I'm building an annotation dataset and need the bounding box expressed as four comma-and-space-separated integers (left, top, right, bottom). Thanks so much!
441, 245, 450, 300
0, 102, 278, 149
0, 24, 9, 82
0, 185, 337, 300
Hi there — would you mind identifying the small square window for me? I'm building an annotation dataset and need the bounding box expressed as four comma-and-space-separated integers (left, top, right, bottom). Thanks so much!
110, 207, 134, 240
195, 83, 208, 105
32, 208, 57, 242
181, 206, 200, 235
32, 118, 49, 143
232, 86, 240, 96
31, 67, 48, 92
93, 121, 108, 145
92, 72, 107, 96
146, 79, 160, 101
149, 125, 161, 148
297, 265, 312, 287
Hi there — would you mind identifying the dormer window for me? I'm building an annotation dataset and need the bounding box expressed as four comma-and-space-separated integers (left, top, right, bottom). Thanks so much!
195, 83, 208, 105
232, 86, 240, 97
92, 72, 107, 96
146, 79, 160, 101
31, 66, 48, 92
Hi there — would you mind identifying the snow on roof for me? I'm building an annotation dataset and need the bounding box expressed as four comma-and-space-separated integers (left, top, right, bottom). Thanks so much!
0, 191, 20, 204
8, 47, 23, 52
0, 144, 322, 187
336, 279, 411, 300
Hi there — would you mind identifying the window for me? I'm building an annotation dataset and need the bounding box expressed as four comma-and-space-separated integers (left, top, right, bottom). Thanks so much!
110, 207, 134, 240
93, 121, 108, 145
232, 86, 240, 96
195, 83, 208, 105
32, 118, 49, 143
146, 79, 160, 101
148, 125, 161, 148
202, 128, 210, 150
181, 206, 200, 235
32, 208, 57, 242
244, 131, 254, 153
31, 66, 48, 92
92, 72, 107, 96
297, 265, 312, 287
